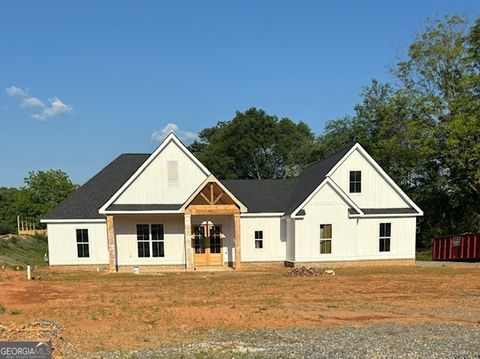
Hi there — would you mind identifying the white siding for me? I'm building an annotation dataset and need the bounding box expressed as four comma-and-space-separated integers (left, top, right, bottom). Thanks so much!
47, 222, 109, 265
240, 216, 286, 262
294, 182, 416, 262
115, 215, 185, 266
329, 149, 408, 208
114, 141, 208, 205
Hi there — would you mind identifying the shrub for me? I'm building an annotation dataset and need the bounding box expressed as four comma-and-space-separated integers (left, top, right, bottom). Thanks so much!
0, 224, 14, 235
0, 304, 5, 313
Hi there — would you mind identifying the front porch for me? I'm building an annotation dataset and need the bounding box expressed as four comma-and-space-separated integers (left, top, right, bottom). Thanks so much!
105, 179, 244, 272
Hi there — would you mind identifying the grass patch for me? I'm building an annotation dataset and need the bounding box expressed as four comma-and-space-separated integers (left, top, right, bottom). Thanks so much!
416, 250, 432, 261
0, 304, 5, 313
0, 235, 48, 269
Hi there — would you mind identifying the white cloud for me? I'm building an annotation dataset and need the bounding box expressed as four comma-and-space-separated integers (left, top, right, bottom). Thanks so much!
6, 86, 26, 97
32, 97, 73, 120
21, 96, 45, 109
5, 85, 73, 120
151, 123, 198, 144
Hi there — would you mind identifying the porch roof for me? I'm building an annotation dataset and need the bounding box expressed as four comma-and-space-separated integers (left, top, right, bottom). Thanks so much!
106, 204, 183, 212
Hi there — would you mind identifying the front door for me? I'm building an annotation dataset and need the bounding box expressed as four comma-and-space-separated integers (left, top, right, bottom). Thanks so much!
193, 224, 223, 266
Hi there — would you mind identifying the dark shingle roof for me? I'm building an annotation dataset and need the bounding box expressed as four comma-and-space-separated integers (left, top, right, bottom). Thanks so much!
284, 146, 354, 214
106, 204, 183, 211
221, 179, 297, 213
44, 143, 418, 220
348, 208, 418, 215
221, 147, 355, 214
43, 154, 149, 220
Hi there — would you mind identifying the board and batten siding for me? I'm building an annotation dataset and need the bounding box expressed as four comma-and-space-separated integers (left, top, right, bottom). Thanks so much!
329, 149, 408, 208
47, 222, 109, 265
114, 141, 208, 205
240, 216, 286, 262
115, 215, 186, 266
294, 182, 416, 262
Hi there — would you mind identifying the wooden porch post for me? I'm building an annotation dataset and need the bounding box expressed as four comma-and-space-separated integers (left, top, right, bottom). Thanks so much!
234, 213, 241, 270
107, 215, 117, 272
184, 213, 192, 269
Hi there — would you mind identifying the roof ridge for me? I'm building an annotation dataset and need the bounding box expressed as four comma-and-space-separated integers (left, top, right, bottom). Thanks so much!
120, 153, 151, 156
301, 143, 355, 172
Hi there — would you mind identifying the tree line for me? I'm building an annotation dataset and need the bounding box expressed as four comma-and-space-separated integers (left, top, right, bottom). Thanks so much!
189, 15, 480, 248
1, 15, 477, 248
0, 170, 78, 234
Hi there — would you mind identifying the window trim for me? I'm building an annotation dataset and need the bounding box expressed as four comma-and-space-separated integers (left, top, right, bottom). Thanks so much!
254, 230, 264, 250
76, 228, 90, 258
379, 222, 391, 252
320, 224, 332, 254
349, 170, 362, 194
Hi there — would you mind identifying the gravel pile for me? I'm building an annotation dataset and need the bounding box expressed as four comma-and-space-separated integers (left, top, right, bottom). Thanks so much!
99, 323, 480, 359
0, 320, 87, 359
2, 321, 479, 358
284, 266, 335, 277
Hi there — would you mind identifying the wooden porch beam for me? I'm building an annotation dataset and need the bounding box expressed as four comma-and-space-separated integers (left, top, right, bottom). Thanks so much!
186, 204, 240, 216
234, 213, 241, 270
213, 192, 224, 205
107, 215, 117, 272
199, 191, 213, 205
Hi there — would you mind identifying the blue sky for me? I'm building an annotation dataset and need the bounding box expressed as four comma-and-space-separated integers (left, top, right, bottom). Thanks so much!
1, 1, 479, 187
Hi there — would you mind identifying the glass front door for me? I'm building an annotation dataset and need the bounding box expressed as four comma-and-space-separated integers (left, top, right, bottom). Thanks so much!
193, 224, 223, 266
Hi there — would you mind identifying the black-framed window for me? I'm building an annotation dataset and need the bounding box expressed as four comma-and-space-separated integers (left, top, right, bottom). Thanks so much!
151, 224, 165, 257
137, 224, 150, 258
76, 229, 89, 258
349, 170, 362, 193
254, 230, 263, 249
320, 224, 332, 254
379, 223, 391, 252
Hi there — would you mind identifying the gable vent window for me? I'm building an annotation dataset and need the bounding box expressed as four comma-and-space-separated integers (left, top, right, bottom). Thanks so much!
76, 229, 90, 258
349, 170, 362, 193
167, 160, 179, 185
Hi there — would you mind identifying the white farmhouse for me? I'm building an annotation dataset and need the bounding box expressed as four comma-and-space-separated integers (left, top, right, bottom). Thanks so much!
42, 133, 422, 271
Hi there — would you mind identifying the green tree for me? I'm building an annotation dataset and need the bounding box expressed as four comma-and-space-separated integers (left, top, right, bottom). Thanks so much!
0, 187, 20, 233
190, 108, 317, 179
393, 15, 480, 240
16, 170, 78, 225
318, 14, 480, 247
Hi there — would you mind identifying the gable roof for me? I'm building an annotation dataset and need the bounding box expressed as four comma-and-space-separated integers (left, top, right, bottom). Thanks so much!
99, 133, 210, 214
221, 179, 297, 213
284, 145, 355, 215
42, 141, 422, 221
182, 175, 248, 212
42, 154, 149, 220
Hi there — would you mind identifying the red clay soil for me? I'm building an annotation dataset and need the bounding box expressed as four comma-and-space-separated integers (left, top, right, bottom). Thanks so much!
0, 265, 479, 351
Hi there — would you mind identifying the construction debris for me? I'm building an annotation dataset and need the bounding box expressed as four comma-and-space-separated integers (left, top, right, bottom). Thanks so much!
285, 266, 336, 277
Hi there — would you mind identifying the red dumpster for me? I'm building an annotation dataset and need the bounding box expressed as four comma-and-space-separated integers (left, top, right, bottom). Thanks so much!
432, 233, 480, 261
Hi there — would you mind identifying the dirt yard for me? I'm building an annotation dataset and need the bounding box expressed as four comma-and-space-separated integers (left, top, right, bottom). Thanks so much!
0, 264, 479, 356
